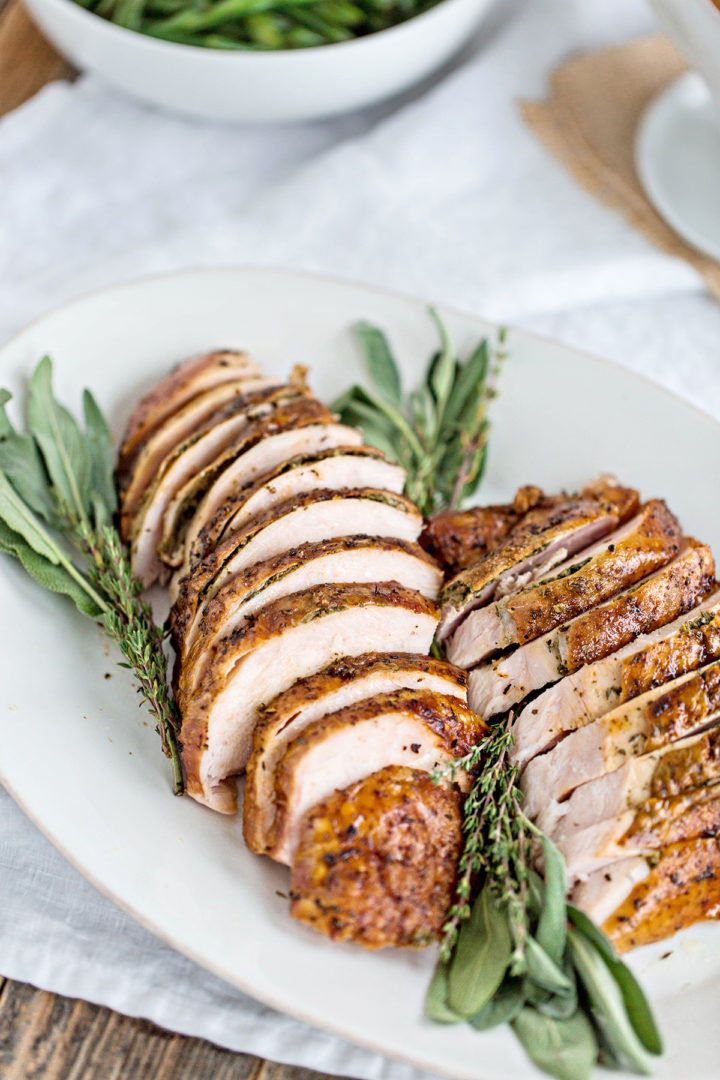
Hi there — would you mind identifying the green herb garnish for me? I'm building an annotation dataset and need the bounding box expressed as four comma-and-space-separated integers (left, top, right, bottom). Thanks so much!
0, 358, 183, 794
427, 716, 662, 1079
73, 0, 442, 50
333, 311, 501, 517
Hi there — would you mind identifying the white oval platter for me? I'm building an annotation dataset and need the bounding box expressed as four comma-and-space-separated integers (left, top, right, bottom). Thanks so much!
0, 267, 719, 1080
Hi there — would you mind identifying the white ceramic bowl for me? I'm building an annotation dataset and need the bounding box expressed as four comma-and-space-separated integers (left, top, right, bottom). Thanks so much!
650, 0, 720, 113
23, 0, 493, 122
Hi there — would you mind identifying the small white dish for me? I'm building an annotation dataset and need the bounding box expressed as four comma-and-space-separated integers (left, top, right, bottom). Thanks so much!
22, 0, 492, 123
1, 268, 720, 1080
636, 72, 720, 261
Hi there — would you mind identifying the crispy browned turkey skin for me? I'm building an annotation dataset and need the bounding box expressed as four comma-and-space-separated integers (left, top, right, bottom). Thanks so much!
290, 766, 463, 949
117, 350, 260, 479
177, 582, 440, 814
243, 653, 466, 855
120, 354, 478, 951
125, 353, 720, 952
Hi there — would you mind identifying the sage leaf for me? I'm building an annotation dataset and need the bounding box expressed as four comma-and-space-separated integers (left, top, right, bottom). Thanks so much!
469, 975, 524, 1030
0, 519, 102, 617
537, 958, 578, 1020
568, 926, 657, 1074
0, 471, 63, 563
83, 389, 117, 517
0, 431, 55, 521
444, 338, 489, 430
409, 384, 437, 443
428, 309, 455, 421
567, 908, 662, 1057
535, 833, 568, 965
329, 385, 363, 415
356, 321, 402, 405
425, 961, 462, 1024
28, 356, 91, 523
525, 935, 574, 996
512, 1006, 598, 1080
447, 884, 512, 1018
334, 400, 404, 465
0, 389, 14, 438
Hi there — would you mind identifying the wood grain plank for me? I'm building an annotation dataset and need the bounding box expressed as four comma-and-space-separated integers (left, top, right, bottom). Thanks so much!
0, 0, 75, 117
0, 978, 341, 1080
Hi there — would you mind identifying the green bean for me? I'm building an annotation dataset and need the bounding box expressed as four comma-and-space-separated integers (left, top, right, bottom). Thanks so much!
79, 0, 440, 48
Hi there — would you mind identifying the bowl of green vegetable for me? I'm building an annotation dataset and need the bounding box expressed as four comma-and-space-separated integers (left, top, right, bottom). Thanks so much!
23, 0, 493, 121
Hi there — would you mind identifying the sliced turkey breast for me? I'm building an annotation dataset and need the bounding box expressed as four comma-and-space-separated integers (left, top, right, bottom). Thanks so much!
520, 658, 720, 817
158, 395, 335, 569
572, 838, 720, 952
448, 500, 681, 667
190, 446, 406, 563
269, 689, 484, 865
174, 539, 442, 693
171, 489, 424, 631
127, 385, 314, 584
123, 382, 307, 544
119, 377, 279, 527
178, 583, 439, 813
118, 350, 260, 477
438, 497, 627, 642
290, 765, 462, 949
557, 782, 720, 884
243, 653, 467, 854
536, 725, 720, 838
469, 541, 715, 717
511, 591, 720, 770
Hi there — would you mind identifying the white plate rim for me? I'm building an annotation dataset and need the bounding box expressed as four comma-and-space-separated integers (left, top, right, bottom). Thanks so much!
1, 265, 719, 1080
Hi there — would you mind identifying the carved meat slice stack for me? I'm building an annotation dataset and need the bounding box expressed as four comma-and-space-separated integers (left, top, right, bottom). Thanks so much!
438, 478, 720, 950
118, 353, 479, 948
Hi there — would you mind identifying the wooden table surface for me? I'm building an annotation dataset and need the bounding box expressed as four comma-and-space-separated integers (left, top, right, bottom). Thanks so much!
0, 9, 350, 1078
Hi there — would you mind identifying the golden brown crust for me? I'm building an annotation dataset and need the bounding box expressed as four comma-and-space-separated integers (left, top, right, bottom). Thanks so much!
270, 689, 484, 858
622, 611, 720, 701
563, 542, 716, 672
420, 504, 524, 575
604, 838, 720, 952
651, 726, 720, 799
194, 445, 392, 559
171, 488, 423, 643
623, 784, 720, 850
120, 383, 313, 543
290, 766, 462, 949
242, 653, 467, 853
178, 583, 440, 802
117, 351, 256, 480
504, 500, 681, 644
640, 661, 720, 755
441, 498, 619, 608
579, 476, 640, 522
258, 652, 467, 735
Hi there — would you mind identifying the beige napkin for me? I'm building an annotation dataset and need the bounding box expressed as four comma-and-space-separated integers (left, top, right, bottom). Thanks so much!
522, 34, 720, 303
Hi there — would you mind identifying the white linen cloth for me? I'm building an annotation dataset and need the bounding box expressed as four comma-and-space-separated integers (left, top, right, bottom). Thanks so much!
2, 0, 720, 1075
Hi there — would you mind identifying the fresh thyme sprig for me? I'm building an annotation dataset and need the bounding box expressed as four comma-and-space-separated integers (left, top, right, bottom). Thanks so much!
332, 311, 502, 518
0, 357, 183, 794
436, 722, 530, 967
427, 716, 662, 1080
